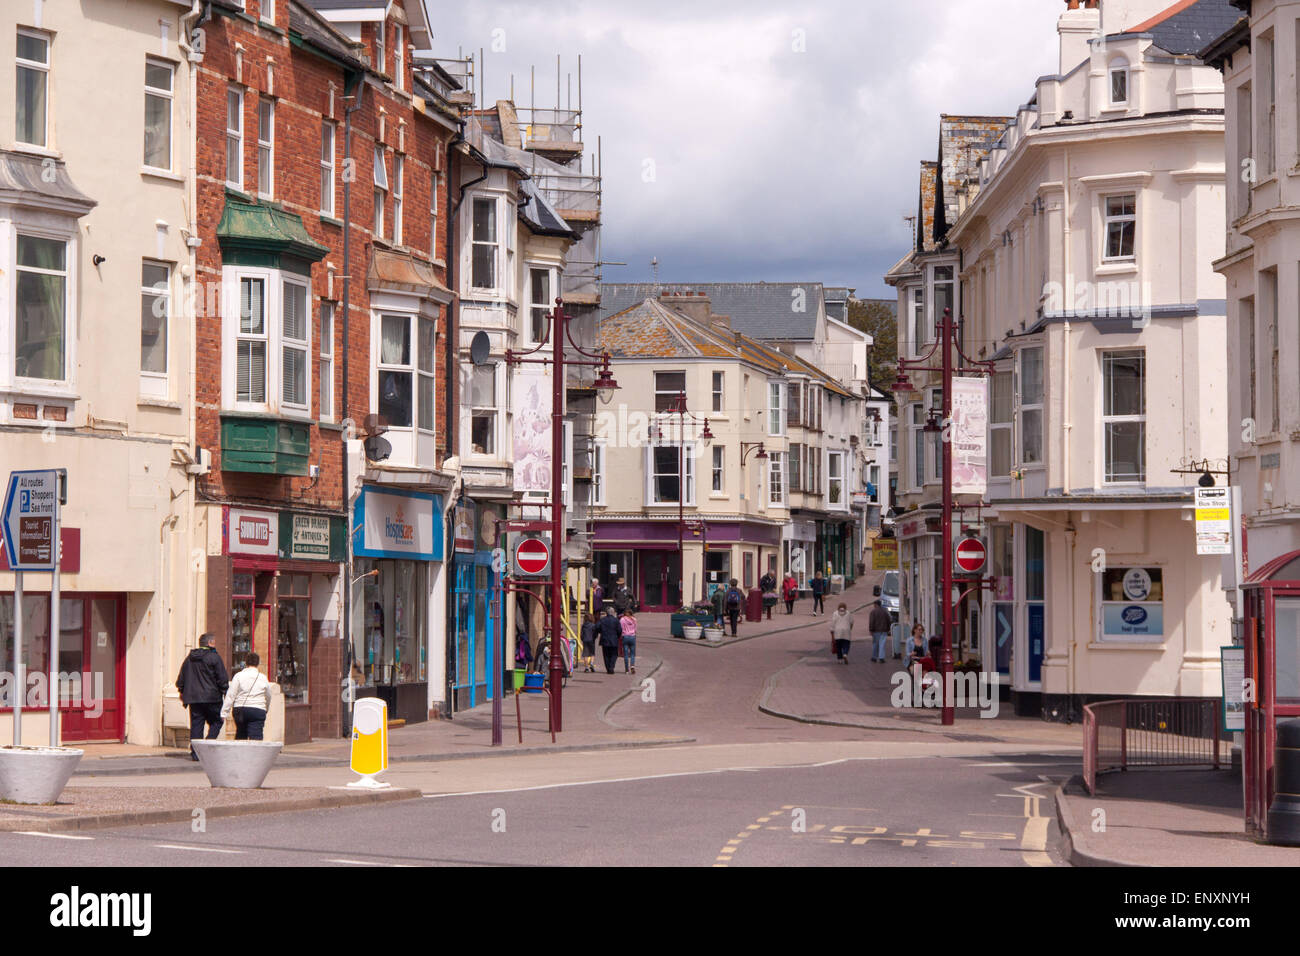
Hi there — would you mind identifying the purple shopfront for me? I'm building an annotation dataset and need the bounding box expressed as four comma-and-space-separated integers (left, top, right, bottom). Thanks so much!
592, 519, 783, 612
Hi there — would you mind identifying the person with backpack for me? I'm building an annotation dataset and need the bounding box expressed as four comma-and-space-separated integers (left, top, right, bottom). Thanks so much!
596, 607, 622, 674
810, 570, 827, 615
759, 570, 778, 620
724, 578, 744, 636
620, 608, 639, 674
782, 573, 799, 614
175, 633, 230, 760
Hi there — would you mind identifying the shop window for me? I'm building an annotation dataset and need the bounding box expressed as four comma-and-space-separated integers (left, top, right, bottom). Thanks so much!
276, 573, 310, 701
1098, 566, 1163, 644
357, 559, 428, 685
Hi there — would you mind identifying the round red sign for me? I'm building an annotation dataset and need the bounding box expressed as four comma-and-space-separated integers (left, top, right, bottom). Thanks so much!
515, 537, 550, 575
955, 537, 986, 574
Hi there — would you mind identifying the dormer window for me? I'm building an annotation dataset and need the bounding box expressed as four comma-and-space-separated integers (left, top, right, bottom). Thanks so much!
1109, 57, 1129, 106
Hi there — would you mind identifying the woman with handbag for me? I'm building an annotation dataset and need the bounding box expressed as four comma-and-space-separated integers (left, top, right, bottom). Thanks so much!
221, 652, 271, 740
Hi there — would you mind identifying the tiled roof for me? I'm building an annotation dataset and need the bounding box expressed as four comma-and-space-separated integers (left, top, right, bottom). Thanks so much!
1123, 0, 1240, 56
601, 282, 825, 341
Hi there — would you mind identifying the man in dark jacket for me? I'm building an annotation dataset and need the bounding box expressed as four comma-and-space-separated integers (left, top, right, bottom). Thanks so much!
868, 600, 893, 663
596, 609, 623, 674
176, 633, 230, 759
612, 577, 634, 616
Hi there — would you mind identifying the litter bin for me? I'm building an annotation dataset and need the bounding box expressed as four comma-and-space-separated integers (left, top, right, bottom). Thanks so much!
830, 574, 845, 594
745, 588, 764, 622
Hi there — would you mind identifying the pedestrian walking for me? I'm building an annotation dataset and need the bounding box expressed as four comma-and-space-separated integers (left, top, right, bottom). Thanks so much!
597, 607, 622, 674
612, 577, 634, 616
580, 612, 597, 672
868, 599, 892, 663
711, 583, 728, 627
830, 603, 853, 663
620, 608, 638, 674
907, 623, 928, 664
782, 573, 798, 614
221, 652, 271, 740
591, 580, 605, 616
811, 570, 827, 615
724, 578, 744, 636
175, 633, 230, 760
760, 571, 778, 620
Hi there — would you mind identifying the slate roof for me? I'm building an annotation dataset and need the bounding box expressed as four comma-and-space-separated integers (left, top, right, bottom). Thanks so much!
600, 282, 825, 341
519, 179, 576, 238
1122, 0, 1241, 56
289, 0, 367, 70
599, 297, 855, 398
934, 116, 1011, 242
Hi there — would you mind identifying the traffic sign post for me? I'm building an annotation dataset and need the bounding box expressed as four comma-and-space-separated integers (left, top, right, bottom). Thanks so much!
955, 536, 987, 575
2, 469, 65, 746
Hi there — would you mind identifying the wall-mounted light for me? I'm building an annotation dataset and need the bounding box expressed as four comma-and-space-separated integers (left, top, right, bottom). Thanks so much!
92, 254, 106, 267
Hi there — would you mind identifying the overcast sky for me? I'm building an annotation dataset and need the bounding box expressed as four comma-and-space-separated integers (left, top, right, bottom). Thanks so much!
429, 1, 1063, 300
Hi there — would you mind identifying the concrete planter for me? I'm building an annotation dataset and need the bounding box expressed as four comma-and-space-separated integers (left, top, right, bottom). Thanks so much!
681, 624, 703, 640
191, 740, 282, 789
0, 746, 84, 805
703, 626, 724, 644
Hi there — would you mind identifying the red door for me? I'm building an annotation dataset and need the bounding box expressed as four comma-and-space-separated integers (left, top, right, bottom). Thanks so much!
60, 596, 125, 742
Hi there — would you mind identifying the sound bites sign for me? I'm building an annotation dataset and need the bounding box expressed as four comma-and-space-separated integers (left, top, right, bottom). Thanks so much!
955, 537, 987, 574
514, 536, 551, 577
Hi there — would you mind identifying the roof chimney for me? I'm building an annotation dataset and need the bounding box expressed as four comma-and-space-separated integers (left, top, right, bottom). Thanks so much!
1058, 0, 1100, 76
659, 290, 712, 326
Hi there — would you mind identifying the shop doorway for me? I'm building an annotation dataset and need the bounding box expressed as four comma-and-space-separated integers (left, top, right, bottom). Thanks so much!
452, 560, 498, 708
639, 551, 681, 611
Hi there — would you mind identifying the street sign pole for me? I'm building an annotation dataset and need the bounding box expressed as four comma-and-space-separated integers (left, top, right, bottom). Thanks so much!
12, 570, 21, 745
48, 496, 61, 746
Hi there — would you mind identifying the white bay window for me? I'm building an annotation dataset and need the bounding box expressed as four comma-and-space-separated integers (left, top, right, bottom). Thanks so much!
222, 267, 312, 418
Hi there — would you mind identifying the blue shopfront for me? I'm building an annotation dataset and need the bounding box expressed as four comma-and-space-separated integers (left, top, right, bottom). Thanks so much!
352, 485, 443, 724
450, 499, 503, 711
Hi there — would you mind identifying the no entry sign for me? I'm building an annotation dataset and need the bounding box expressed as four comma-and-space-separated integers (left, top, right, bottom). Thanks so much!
514, 535, 551, 577
955, 536, 986, 574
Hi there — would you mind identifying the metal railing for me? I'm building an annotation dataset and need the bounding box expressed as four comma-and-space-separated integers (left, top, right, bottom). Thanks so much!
1082, 698, 1223, 795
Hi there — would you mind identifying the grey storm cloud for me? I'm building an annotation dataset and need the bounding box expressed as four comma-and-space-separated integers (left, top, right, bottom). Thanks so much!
428, 1, 1062, 297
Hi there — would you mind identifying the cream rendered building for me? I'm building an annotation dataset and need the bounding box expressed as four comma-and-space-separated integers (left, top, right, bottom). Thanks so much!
889, 0, 1236, 717
1, 0, 199, 743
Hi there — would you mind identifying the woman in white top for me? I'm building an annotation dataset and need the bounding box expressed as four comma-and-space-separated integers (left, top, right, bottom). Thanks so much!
222, 652, 271, 740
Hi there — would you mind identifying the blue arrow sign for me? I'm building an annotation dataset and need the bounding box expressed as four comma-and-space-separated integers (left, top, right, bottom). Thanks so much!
2, 469, 59, 571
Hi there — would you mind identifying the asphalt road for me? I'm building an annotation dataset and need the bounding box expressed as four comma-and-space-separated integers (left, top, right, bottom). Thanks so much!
0, 752, 1072, 866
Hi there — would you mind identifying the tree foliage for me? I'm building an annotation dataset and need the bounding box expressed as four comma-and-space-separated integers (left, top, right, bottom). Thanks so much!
846, 298, 897, 400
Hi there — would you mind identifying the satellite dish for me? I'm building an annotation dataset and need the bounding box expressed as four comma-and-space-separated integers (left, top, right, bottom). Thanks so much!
470, 331, 492, 366
363, 434, 392, 462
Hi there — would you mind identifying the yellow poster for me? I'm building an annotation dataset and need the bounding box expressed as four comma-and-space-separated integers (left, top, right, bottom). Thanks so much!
872, 539, 899, 570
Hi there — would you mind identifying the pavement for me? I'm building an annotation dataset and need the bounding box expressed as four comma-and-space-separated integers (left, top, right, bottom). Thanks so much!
1055, 768, 1300, 866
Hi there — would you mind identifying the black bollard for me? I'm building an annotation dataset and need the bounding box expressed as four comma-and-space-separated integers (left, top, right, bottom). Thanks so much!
1267, 718, 1300, 846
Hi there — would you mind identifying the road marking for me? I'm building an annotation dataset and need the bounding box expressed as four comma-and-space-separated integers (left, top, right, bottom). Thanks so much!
14, 831, 94, 840
1006, 781, 1055, 867
153, 844, 243, 854
324, 858, 413, 867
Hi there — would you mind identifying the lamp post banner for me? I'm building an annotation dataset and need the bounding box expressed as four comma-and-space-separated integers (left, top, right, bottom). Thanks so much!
513, 364, 553, 493
951, 376, 987, 495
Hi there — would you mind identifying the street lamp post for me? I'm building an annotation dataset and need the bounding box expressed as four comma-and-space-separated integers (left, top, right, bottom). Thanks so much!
659, 392, 712, 608
505, 300, 618, 734
891, 307, 992, 726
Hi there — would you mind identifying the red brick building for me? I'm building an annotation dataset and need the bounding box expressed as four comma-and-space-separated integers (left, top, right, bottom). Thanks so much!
190, 0, 458, 741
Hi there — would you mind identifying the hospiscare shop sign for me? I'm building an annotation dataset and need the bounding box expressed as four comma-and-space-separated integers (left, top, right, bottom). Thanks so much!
353, 487, 444, 561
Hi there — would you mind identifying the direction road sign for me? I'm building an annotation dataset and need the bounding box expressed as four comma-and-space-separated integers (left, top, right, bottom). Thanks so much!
955, 536, 986, 574
514, 535, 551, 577
2, 470, 60, 571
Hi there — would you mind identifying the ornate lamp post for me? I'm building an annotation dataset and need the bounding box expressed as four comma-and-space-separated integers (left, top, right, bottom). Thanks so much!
891, 307, 992, 726
652, 392, 712, 607
503, 299, 618, 735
